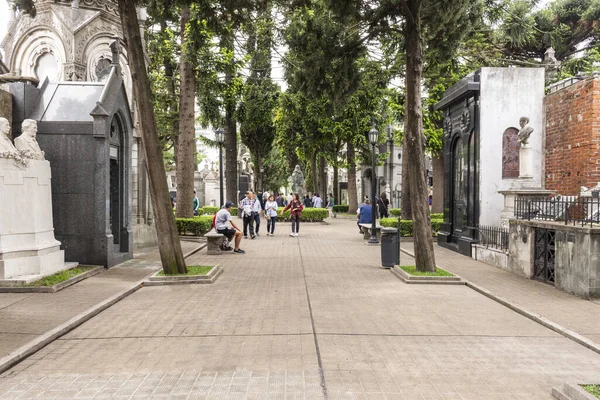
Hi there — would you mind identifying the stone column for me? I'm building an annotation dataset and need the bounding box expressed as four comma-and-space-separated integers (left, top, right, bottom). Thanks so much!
7, 0, 15, 24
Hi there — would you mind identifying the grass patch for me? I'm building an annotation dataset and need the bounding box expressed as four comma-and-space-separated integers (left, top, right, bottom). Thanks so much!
25, 267, 94, 287
157, 265, 213, 277
399, 265, 454, 277
581, 384, 600, 398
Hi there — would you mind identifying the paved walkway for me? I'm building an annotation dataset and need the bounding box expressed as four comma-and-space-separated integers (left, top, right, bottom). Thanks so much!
0, 220, 599, 399
400, 241, 600, 347
0, 241, 200, 360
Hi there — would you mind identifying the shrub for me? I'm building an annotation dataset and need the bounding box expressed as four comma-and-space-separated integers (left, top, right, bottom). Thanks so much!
201, 206, 219, 215
380, 218, 443, 237
277, 207, 328, 222
332, 205, 349, 213
229, 207, 238, 216
389, 208, 401, 216
176, 216, 213, 236
431, 213, 443, 219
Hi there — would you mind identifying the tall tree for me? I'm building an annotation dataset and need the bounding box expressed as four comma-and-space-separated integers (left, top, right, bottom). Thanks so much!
118, 0, 186, 274
175, 5, 197, 218
239, 0, 280, 191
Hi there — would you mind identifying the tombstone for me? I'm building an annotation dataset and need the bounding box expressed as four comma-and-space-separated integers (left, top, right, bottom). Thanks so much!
434, 68, 548, 256
0, 118, 76, 281
7, 62, 134, 267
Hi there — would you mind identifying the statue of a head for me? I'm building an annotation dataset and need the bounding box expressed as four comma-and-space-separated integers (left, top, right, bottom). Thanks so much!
294, 165, 300, 171
519, 117, 529, 128
0, 118, 9, 137
22, 119, 37, 137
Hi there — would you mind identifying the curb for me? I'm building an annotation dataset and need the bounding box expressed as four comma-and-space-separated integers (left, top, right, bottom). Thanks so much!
0, 245, 207, 375
183, 243, 207, 259
390, 265, 464, 285
399, 247, 600, 357
143, 265, 223, 286
0, 266, 104, 293
552, 383, 598, 400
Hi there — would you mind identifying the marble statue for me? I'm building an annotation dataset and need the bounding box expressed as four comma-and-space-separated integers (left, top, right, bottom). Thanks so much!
518, 117, 534, 146
0, 118, 18, 156
291, 165, 305, 195
15, 119, 45, 160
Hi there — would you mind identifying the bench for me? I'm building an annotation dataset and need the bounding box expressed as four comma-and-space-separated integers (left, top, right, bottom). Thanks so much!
205, 229, 225, 255
359, 223, 383, 241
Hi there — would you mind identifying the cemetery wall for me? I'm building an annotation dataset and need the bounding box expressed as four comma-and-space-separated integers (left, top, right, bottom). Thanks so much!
545, 76, 600, 194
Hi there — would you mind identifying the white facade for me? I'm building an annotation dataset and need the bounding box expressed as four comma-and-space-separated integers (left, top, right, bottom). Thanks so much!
478, 68, 545, 226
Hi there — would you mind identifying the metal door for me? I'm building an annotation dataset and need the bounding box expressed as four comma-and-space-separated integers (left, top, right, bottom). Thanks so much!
451, 139, 466, 241
533, 229, 555, 284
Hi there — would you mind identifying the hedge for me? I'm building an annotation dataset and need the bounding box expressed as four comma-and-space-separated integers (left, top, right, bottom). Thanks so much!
389, 208, 401, 216
332, 205, 349, 213
388, 209, 442, 219
277, 207, 328, 222
380, 218, 443, 237
200, 206, 219, 215
176, 216, 213, 236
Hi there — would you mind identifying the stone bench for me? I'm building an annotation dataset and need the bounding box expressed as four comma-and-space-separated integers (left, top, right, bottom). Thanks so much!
359, 223, 383, 241
205, 229, 225, 255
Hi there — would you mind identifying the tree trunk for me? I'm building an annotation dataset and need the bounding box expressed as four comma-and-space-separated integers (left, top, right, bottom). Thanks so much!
256, 153, 263, 191
175, 6, 195, 219
347, 141, 358, 214
333, 164, 338, 206
310, 151, 317, 194
405, 0, 436, 272
401, 135, 412, 220
118, 0, 186, 274
319, 155, 327, 200
224, 33, 238, 204
432, 152, 444, 214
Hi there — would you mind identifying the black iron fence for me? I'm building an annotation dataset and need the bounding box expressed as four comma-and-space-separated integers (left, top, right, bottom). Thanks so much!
514, 195, 600, 227
476, 225, 509, 251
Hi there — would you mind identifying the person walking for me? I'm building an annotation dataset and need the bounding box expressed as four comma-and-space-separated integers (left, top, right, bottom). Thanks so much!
265, 194, 278, 236
193, 190, 200, 216
276, 193, 285, 207
326, 193, 335, 218
252, 192, 262, 236
378, 192, 390, 219
304, 194, 312, 208
239, 191, 256, 239
313, 193, 323, 208
282, 193, 304, 237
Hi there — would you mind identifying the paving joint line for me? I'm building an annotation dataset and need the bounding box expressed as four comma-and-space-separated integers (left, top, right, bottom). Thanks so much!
0, 295, 34, 312
57, 332, 316, 340
400, 247, 600, 356
298, 237, 328, 400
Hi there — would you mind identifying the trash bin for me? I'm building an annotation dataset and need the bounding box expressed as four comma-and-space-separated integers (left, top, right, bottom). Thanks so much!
381, 227, 400, 268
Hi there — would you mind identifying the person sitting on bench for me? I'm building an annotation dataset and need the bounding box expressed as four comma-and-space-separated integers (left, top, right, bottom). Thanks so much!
215, 202, 245, 254
357, 198, 373, 234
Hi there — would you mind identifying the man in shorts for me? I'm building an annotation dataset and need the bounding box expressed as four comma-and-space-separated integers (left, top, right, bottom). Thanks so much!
215, 202, 245, 254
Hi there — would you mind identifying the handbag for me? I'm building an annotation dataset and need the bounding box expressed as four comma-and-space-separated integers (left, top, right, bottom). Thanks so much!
265, 213, 271, 220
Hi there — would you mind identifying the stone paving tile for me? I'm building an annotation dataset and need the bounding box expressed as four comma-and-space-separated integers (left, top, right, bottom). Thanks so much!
401, 242, 600, 343
1, 220, 600, 399
319, 335, 600, 399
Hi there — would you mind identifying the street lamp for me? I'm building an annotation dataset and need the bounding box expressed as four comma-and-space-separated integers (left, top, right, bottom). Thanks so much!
214, 127, 225, 208
368, 124, 380, 244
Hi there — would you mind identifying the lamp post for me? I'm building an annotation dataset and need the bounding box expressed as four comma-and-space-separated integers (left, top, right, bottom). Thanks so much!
214, 127, 225, 208
368, 124, 380, 244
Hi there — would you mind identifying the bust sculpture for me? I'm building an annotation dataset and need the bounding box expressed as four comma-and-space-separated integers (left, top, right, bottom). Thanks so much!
15, 119, 45, 160
518, 116, 534, 146
291, 165, 305, 195
0, 117, 18, 156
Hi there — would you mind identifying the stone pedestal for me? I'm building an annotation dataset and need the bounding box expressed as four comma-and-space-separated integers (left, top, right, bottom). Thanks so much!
0, 158, 70, 280
519, 144, 533, 179
498, 187, 555, 228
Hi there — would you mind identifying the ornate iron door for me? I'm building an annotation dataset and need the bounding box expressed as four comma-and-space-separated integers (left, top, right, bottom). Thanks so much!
534, 229, 555, 284
452, 140, 466, 239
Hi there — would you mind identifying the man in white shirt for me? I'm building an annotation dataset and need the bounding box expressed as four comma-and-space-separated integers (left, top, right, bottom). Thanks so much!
313, 193, 323, 208
252, 192, 263, 236
215, 202, 245, 254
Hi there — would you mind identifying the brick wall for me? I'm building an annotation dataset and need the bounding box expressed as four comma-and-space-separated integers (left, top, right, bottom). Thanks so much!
544, 76, 600, 195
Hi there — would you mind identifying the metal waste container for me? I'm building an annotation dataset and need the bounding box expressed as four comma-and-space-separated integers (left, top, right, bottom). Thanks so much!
380, 227, 400, 268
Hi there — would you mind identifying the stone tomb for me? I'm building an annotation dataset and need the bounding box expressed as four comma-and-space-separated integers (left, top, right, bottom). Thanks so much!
6, 60, 134, 267
434, 68, 546, 256
0, 119, 75, 282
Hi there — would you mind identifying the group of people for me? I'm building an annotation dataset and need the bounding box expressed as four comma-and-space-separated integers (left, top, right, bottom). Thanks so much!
357, 192, 390, 233
214, 190, 307, 254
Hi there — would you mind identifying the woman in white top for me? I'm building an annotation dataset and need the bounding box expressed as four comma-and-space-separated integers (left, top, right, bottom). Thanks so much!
265, 195, 279, 236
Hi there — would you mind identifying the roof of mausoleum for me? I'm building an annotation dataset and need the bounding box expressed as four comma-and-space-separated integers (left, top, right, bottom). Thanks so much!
434, 71, 480, 111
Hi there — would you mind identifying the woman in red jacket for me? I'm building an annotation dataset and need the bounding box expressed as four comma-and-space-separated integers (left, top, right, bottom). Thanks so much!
282, 193, 304, 237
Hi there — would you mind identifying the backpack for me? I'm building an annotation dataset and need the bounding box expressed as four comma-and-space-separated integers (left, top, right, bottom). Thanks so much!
212, 214, 217, 229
